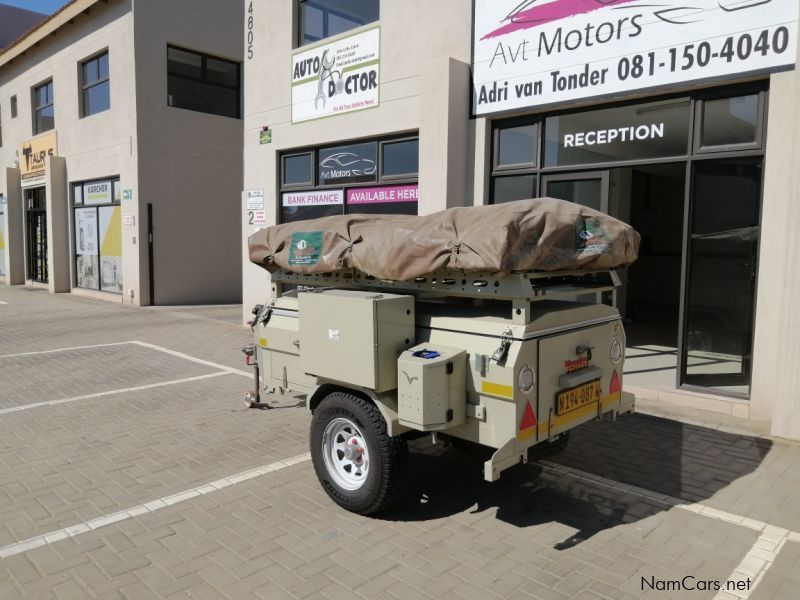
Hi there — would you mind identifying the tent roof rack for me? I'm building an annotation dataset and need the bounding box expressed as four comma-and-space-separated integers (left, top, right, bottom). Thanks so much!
271, 268, 621, 303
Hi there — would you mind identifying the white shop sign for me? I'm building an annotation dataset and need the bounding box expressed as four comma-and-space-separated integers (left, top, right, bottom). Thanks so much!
246, 190, 264, 210
282, 190, 344, 207
291, 27, 380, 123
472, 0, 799, 116
84, 181, 113, 205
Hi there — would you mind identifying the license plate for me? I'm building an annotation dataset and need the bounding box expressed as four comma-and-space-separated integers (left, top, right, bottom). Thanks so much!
556, 379, 601, 416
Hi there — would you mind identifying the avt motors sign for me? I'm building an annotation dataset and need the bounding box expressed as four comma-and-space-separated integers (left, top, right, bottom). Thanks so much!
472, 0, 799, 116
291, 27, 380, 123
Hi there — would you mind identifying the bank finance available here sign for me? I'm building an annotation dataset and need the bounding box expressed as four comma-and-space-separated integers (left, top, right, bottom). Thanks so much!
291, 28, 380, 123
472, 0, 799, 116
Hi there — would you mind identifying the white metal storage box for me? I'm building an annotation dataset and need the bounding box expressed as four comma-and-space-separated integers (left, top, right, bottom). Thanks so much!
398, 344, 467, 431
298, 290, 415, 393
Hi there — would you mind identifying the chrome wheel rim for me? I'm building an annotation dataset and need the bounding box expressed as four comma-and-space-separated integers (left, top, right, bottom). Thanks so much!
322, 417, 370, 491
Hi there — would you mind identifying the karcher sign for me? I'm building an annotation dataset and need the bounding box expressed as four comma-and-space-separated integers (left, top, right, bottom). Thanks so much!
291, 27, 380, 123
20, 132, 57, 188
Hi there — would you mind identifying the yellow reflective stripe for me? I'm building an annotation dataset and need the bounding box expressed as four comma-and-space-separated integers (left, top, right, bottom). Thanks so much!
602, 391, 621, 407
553, 401, 599, 428
517, 427, 536, 442
258, 338, 268, 347
481, 381, 514, 398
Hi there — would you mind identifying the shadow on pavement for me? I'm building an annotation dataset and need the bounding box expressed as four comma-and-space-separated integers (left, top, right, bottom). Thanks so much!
380, 412, 772, 549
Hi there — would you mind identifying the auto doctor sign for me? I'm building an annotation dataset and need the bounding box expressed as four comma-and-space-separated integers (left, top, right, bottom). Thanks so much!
472, 0, 798, 116
292, 27, 380, 123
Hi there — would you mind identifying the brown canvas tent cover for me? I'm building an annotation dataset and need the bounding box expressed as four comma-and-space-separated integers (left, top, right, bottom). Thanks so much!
249, 198, 640, 281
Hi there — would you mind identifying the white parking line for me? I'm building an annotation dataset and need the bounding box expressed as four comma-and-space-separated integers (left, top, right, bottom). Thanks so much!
0, 340, 253, 378
540, 461, 797, 598
0, 341, 132, 359
541, 461, 768, 531
130, 340, 252, 379
0, 372, 232, 415
712, 527, 791, 599
0, 453, 311, 559
0, 301, 8, 305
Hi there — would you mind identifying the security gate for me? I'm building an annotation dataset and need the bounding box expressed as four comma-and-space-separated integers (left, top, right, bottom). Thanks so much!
25, 188, 47, 283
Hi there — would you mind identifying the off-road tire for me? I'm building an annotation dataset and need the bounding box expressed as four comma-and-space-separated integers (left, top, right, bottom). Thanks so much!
310, 391, 408, 515
528, 432, 570, 461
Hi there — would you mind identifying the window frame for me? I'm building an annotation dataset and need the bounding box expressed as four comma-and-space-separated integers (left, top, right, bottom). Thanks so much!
166, 45, 241, 119
296, 0, 380, 48
281, 151, 315, 189
80, 49, 111, 118
487, 82, 770, 204
32, 79, 55, 135
379, 136, 420, 181
278, 132, 419, 223
71, 177, 122, 294
692, 87, 766, 155
492, 119, 539, 172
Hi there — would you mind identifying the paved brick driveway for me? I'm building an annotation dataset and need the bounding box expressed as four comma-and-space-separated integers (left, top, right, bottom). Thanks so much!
0, 285, 799, 599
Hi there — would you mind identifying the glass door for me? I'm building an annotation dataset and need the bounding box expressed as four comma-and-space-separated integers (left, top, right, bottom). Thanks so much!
25, 188, 48, 283
680, 158, 761, 394
542, 171, 609, 212
543, 171, 611, 305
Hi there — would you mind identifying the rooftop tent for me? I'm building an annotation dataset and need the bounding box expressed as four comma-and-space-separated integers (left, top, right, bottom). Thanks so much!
249, 197, 640, 281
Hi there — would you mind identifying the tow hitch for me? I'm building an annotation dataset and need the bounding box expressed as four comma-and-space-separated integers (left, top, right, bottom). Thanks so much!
241, 343, 268, 409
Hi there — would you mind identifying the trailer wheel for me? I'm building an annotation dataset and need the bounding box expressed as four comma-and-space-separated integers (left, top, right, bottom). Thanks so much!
528, 432, 570, 462
310, 391, 408, 515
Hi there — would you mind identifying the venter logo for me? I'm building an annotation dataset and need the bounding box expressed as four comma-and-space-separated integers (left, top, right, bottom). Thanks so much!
564, 357, 589, 373
288, 231, 323, 267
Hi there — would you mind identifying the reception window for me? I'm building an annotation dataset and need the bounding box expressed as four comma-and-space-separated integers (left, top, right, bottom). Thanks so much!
696, 93, 762, 151
488, 83, 767, 399
543, 99, 691, 167
495, 123, 536, 169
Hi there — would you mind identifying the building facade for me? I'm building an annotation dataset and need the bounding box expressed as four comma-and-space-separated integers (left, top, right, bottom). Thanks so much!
0, 0, 243, 305
243, 0, 800, 439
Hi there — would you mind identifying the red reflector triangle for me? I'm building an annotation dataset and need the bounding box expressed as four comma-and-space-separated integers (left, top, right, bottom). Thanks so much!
520, 400, 537, 431
610, 370, 621, 394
